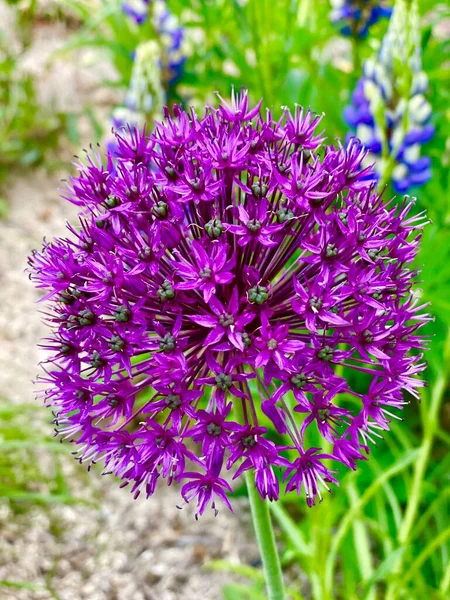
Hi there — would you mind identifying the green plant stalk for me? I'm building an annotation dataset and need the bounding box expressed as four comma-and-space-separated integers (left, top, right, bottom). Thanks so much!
385, 329, 450, 599
245, 471, 286, 600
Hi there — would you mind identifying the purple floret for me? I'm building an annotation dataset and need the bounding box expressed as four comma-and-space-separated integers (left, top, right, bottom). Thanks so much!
29, 90, 429, 517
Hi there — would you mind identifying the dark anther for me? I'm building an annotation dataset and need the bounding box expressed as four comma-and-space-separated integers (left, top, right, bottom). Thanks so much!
109, 335, 125, 352
276, 207, 294, 223
219, 312, 234, 327
205, 218, 224, 239
207, 423, 222, 437
159, 333, 175, 352
215, 373, 232, 390
90, 351, 105, 369
242, 435, 256, 448
152, 201, 168, 219
165, 393, 182, 409
157, 281, 175, 301
105, 195, 121, 208
77, 309, 95, 326
246, 219, 261, 232
317, 345, 334, 361
248, 284, 268, 305
114, 305, 131, 322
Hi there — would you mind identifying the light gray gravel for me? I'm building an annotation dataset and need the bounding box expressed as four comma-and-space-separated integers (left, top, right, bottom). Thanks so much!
0, 5, 258, 598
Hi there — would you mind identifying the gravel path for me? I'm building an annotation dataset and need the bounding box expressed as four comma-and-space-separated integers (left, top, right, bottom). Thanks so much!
0, 5, 257, 598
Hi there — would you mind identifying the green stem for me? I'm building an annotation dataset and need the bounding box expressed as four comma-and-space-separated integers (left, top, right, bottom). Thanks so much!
385, 329, 450, 599
245, 471, 286, 600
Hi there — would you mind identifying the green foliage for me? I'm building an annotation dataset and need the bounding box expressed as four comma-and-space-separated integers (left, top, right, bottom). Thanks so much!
0, 399, 84, 510
0, 7, 65, 195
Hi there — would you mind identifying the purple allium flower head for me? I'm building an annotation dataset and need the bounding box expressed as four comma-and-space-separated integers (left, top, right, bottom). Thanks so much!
331, 0, 392, 38
29, 90, 429, 517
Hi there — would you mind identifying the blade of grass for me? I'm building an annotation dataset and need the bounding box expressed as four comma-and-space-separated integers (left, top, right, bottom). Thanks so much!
269, 502, 312, 557
324, 448, 420, 594
347, 480, 375, 598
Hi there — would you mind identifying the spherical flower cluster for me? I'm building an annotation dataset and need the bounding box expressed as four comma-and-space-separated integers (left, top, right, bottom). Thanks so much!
330, 0, 392, 38
29, 90, 428, 517
344, 0, 434, 193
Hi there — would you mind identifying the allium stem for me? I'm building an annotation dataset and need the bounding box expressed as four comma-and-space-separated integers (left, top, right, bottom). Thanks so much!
245, 471, 285, 600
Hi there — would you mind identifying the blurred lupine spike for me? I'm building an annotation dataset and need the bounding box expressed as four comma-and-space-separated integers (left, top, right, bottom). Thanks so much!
330, 0, 392, 38
112, 1, 187, 154
126, 40, 165, 120
29, 90, 428, 517
122, 0, 151, 25
152, 0, 187, 87
344, 0, 435, 193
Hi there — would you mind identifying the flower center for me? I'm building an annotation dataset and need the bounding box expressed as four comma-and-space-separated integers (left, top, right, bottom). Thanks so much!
206, 423, 222, 437
219, 312, 234, 327
109, 335, 125, 352
248, 285, 268, 305
114, 306, 131, 322
152, 201, 168, 219
199, 267, 212, 279
242, 435, 256, 448
267, 338, 278, 350
107, 394, 121, 408
290, 373, 307, 388
165, 394, 181, 409
317, 345, 334, 361
318, 408, 331, 422
157, 281, 175, 301
246, 219, 261, 232
215, 373, 232, 390
309, 296, 323, 311
205, 218, 224, 239
159, 334, 176, 352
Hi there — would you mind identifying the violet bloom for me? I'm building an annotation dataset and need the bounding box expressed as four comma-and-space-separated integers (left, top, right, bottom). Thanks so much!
330, 0, 392, 38
30, 90, 428, 517
344, 0, 434, 192
122, 0, 151, 25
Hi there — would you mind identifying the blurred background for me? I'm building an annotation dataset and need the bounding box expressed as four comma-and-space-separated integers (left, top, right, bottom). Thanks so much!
0, 1, 449, 599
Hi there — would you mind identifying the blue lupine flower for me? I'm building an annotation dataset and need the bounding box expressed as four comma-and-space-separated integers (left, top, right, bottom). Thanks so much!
108, 41, 164, 158
344, 0, 434, 192
152, 0, 187, 87
122, 0, 151, 25
122, 0, 186, 89
331, 0, 392, 38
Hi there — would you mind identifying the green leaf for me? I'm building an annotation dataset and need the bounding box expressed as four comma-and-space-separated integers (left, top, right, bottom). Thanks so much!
363, 547, 406, 595
270, 501, 312, 557
207, 560, 265, 584
222, 583, 265, 600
